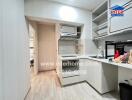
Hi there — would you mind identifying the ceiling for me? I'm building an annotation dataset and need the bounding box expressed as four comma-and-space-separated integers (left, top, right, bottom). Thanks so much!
44, 0, 105, 11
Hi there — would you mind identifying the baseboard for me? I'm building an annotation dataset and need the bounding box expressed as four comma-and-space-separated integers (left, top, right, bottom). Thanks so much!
38, 68, 56, 72
62, 81, 86, 87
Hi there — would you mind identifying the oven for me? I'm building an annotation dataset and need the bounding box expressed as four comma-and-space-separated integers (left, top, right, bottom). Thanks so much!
62, 57, 79, 78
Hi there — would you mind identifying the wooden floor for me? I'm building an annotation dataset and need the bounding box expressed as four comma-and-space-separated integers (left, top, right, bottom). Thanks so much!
25, 70, 119, 100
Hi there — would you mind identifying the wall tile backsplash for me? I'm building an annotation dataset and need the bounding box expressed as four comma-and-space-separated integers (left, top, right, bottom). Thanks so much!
59, 40, 77, 55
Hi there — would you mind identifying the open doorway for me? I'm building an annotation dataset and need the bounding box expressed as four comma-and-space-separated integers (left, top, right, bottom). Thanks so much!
29, 21, 39, 76
37, 23, 57, 71
28, 20, 58, 75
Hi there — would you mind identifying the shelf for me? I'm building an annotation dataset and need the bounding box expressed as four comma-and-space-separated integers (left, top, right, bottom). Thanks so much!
93, 0, 107, 16
93, 29, 132, 40
98, 21, 107, 28
93, 10, 107, 23
93, 35, 108, 40
95, 22, 107, 32
92, 0, 108, 41
96, 28, 107, 35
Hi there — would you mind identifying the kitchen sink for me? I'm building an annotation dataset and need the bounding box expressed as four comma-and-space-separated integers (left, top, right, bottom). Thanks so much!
90, 56, 105, 59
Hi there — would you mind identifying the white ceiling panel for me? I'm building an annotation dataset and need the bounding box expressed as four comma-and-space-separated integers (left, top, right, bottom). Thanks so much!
44, 0, 106, 11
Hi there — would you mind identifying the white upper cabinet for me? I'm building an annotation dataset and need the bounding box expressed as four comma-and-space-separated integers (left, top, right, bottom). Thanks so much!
109, 0, 132, 33
92, 0, 108, 40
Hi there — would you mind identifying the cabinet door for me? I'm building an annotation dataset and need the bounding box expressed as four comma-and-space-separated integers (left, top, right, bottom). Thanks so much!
109, 0, 132, 33
90, 61, 102, 91
86, 60, 92, 83
87, 60, 102, 90
79, 59, 89, 80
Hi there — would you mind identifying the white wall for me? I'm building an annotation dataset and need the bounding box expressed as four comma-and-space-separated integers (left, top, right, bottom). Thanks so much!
0, 53, 3, 100
118, 67, 132, 83
1, 0, 30, 100
25, 0, 97, 55
29, 21, 39, 74
0, 37, 3, 100
0, 1, 3, 99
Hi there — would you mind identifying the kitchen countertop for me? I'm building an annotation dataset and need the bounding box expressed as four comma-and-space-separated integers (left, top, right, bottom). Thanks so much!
60, 55, 132, 70
60, 55, 79, 60
79, 55, 132, 70
61, 57, 79, 60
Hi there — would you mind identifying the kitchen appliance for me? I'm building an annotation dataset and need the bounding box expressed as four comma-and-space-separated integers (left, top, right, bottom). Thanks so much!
61, 56, 79, 78
105, 41, 132, 59
128, 50, 132, 64
60, 25, 77, 37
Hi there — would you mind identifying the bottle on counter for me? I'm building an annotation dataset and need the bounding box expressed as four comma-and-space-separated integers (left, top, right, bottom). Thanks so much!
128, 50, 132, 64
114, 50, 120, 59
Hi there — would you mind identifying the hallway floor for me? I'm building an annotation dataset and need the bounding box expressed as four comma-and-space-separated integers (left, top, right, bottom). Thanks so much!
25, 70, 119, 100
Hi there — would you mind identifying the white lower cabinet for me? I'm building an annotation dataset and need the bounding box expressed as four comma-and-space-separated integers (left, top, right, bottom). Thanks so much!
79, 59, 89, 80
58, 58, 118, 93
81, 59, 118, 94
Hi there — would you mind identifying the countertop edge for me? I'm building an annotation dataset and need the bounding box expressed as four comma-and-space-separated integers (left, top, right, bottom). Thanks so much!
59, 55, 132, 69
79, 56, 132, 70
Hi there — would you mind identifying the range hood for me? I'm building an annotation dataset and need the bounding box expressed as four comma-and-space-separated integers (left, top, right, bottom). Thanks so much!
59, 24, 82, 40
60, 25, 77, 37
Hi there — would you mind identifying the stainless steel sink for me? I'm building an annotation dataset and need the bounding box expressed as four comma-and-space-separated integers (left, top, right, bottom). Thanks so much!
90, 56, 105, 59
